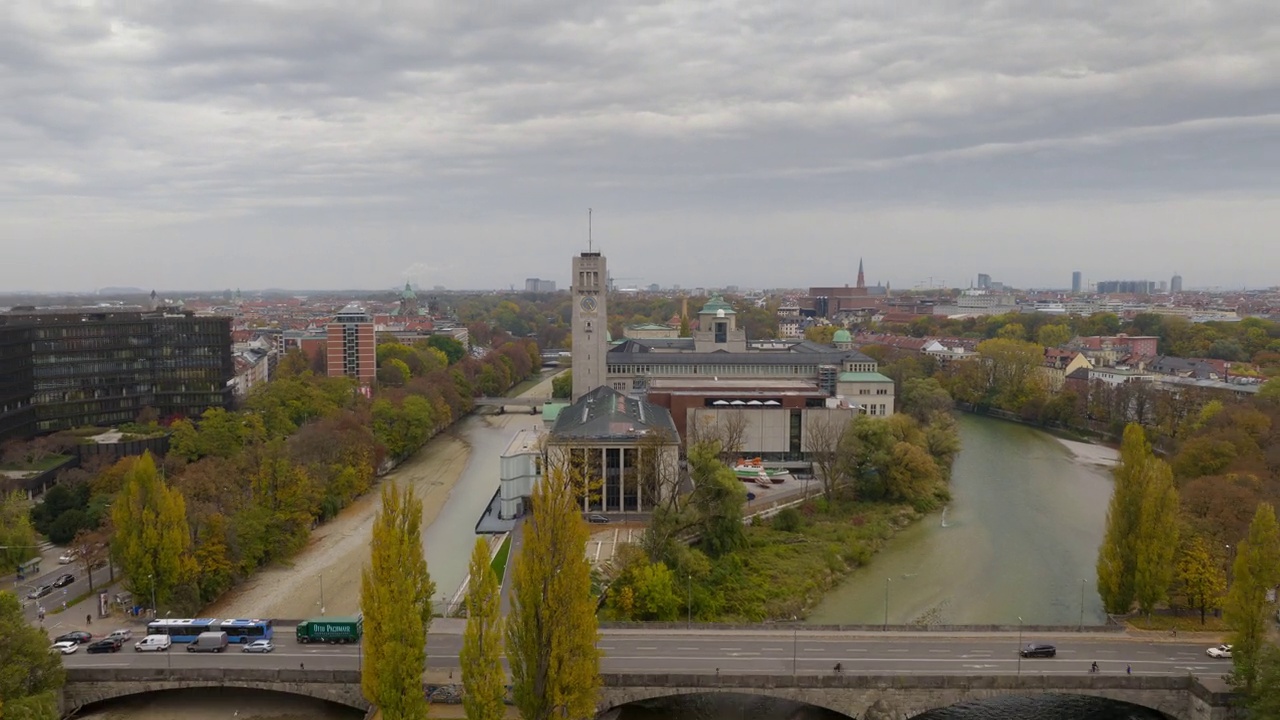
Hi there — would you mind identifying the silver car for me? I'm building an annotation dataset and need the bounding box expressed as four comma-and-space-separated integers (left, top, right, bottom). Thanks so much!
242, 639, 275, 653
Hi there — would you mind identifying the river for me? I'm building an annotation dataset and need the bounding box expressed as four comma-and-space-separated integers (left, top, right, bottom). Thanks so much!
86, 412, 1132, 719
808, 413, 1114, 626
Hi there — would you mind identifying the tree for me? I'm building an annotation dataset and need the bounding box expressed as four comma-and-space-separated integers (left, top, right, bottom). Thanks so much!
1132, 460, 1179, 618
461, 538, 505, 720
71, 527, 111, 594
804, 325, 836, 345
803, 411, 848, 501
0, 491, 39, 572
0, 591, 65, 719
678, 315, 691, 337
1226, 502, 1280, 691
551, 370, 572, 399
360, 485, 435, 720
1245, 644, 1280, 717
716, 410, 750, 464
1176, 535, 1226, 625
427, 335, 466, 364
975, 338, 1045, 410
506, 467, 600, 720
899, 377, 954, 424
1096, 424, 1153, 614
110, 452, 195, 610
687, 442, 745, 557
1036, 324, 1072, 348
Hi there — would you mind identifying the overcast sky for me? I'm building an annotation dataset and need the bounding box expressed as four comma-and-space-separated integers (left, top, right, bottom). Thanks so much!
3, 1, 1278, 294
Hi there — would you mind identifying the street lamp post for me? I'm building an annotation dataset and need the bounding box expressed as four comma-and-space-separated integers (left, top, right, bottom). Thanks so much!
686, 574, 692, 629
883, 578, 891, 631
1225, 544, 1235, 589
1079, 579, 1087, 630
1017, 616, 1023, 677
792, 616, 798, 679
319, 573, 325, 616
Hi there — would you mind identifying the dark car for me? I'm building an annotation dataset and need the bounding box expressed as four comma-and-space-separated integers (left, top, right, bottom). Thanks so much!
86, 638, 123, 654
52, 573, 75, 588
55, 630, 93, 644
587, 514, 611, 524
1020, 643, 1057, 658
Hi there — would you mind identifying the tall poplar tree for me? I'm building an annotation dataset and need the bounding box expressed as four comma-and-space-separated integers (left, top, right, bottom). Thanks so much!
506, 467, 600, 720
1096, 424, 1153, 614
110, 452, 195, 609
1133, 460, 1180, 618
1177, 535, 1226, 625
461, 538, 505, 720
361, 485, 435, 720
1226, 503, 1280, 691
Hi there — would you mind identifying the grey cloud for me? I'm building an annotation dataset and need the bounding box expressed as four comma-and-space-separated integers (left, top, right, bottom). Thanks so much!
0, 0, 1277, 290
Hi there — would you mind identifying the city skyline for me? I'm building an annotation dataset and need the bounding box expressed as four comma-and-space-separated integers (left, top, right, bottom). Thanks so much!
3, 2, 1277, 292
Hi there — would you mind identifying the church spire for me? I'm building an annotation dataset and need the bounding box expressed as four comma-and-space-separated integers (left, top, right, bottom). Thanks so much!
856, 258, 866, 289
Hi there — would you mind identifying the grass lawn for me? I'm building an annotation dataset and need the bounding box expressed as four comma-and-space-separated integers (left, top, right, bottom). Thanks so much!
0, 454, 73, 472
491, 535, 512, 583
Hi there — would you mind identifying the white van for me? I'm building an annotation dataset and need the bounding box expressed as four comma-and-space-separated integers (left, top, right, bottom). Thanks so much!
186, 631, 229, 653
134, 634, 172, 652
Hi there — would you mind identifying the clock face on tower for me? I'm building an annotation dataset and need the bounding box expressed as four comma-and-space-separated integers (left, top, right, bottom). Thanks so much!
579, 295, 597, 313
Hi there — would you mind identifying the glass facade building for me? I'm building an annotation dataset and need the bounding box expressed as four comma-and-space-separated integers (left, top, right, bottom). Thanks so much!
0, 311, 233, 436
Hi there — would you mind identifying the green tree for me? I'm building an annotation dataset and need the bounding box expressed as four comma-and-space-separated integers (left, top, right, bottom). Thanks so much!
0, 591, 64, 719
975, 338, 1045, 410
506, 467, 600, 720
360, 485, 435, 720
995, 322, 1025, 340
1133, 460, 1179, 618
427, 335, 466, 364
1177, 535, 1226, 625
551, 370, 572, 399
804, 325, 837, 345
110, 452, 195, 609
1246, 644, 1280, 717
678, 315, 691, 337
687, 442, 745, 556
1096, 424, 1153, 614
0, 491, 39, 572
1036, 324, 1072, 348
461, 538, 505, 720
1226, 503, 1280, 691
899, 377, 954, 424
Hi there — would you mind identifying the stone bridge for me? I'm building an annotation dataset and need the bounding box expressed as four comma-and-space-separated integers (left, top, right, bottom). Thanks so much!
63, 669, 1241, 720
63, 668, 369, 716
596, 673, 1241, 720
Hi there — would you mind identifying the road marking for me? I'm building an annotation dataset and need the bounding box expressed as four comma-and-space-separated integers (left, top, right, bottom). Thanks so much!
804, 647, 825, 652
636, 646, 657, 651
887, 649, 907, 653
598, 645, 614, 650
928, 649, 949, 653
676, 647, 699, 651
720, 647, 740, 651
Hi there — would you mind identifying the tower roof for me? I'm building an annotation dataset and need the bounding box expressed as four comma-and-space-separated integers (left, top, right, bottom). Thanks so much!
401, 282, 417, 299
833, 329, 852, 343
698, 294, 735, 315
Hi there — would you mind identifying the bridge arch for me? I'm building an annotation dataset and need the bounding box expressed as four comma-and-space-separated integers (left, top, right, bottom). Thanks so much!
595, 673, 1221, 720
63, 669, 369, 717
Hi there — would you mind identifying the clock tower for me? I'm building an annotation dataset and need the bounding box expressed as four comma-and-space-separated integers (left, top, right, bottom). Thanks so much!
570, 251, 608, 401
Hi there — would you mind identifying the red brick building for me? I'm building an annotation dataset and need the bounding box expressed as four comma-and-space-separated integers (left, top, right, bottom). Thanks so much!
326, 303, 376, 388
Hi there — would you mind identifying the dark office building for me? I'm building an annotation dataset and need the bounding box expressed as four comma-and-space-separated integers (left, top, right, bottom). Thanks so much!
0, 324, 36, 442
0, 310, 234, 437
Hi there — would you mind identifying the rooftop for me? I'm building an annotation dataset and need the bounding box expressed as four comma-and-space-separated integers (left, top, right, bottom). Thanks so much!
551, 386, 678, 441
838, 372, 894, 383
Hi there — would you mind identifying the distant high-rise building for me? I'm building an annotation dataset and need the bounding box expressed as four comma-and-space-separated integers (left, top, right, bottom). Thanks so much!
524, 278, 557, 293
1071, 271, 1082, 294
1171, 274, 1183, 293
1096, 280, 1156, 295
326, 303, 375, 389
976, 273, 992, 290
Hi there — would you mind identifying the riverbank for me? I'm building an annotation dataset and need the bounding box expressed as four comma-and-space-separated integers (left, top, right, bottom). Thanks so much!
204, 370, 561, 619
1055, 437, 1120, 468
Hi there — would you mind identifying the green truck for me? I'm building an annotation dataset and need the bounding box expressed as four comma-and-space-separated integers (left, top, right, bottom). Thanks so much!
295, 615, 363, 644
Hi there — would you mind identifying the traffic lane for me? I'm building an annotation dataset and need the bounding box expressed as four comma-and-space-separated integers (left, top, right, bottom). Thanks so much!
20, 563, 116, 623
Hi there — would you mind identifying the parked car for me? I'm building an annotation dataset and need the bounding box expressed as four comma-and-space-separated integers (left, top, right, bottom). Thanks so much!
1207, 644, 1233, 659
55, 630, 92, 644
52, 573, 75, 588
106, 629, 132, 642
1019, 643, 1057, 658
86, 639, 122, 654
587, 514, 611, 524
27, 585, 52, 600
58, 551, 78, 564
50, 641, 79, 655
135, 635, 172, 652
242, 639, 275, 654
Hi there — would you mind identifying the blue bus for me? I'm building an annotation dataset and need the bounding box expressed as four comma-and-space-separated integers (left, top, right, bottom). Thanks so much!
146, 618, 273, 644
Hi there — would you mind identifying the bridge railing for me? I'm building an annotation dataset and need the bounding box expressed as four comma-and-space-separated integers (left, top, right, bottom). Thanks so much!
65, 667, 361, 685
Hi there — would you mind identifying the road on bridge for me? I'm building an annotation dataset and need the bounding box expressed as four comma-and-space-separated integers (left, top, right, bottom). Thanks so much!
62, 626, 1227, 677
